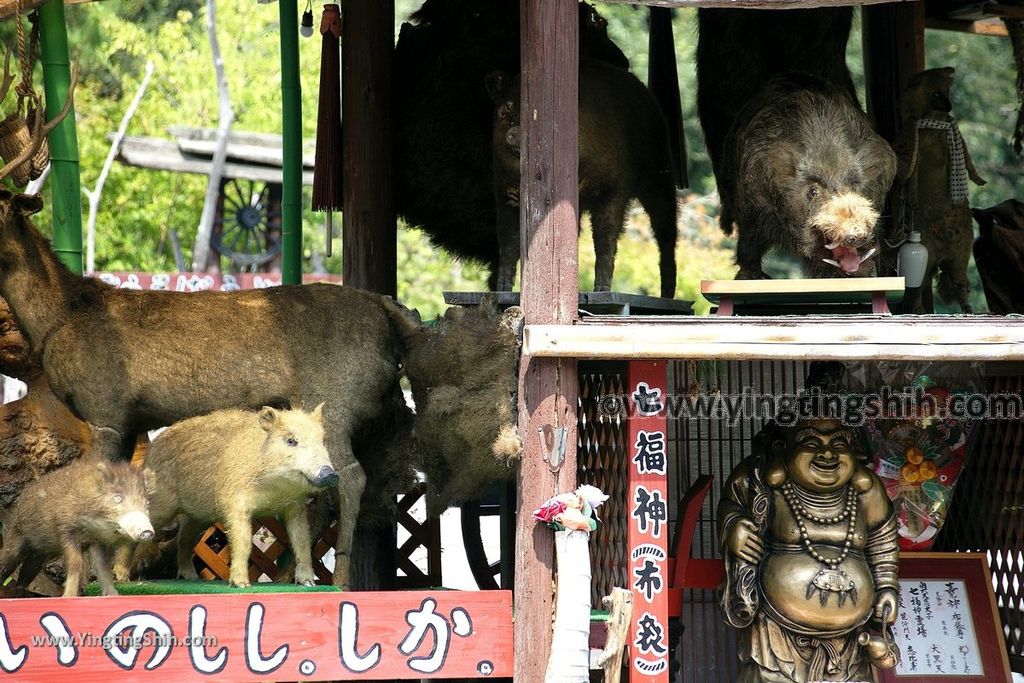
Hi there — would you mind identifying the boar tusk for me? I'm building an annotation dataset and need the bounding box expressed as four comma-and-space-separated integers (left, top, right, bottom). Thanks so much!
822, 258, 842, 268
825, 241, 839, 250
858, 248, 877, 264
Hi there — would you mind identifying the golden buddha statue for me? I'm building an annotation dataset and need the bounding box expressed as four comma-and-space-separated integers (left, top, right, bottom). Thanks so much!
718, 419, 900, 682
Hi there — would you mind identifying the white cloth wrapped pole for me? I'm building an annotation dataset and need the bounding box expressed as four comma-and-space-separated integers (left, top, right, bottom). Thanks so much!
545, 528, 592, 683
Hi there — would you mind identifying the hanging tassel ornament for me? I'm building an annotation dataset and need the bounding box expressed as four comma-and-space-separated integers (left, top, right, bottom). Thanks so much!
311, 3, 343, 257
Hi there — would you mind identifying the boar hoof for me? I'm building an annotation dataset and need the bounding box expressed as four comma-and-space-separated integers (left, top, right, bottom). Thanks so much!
177, 566, 199, 581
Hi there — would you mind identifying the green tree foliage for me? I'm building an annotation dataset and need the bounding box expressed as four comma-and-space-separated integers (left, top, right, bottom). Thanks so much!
7, 2, 1020, 318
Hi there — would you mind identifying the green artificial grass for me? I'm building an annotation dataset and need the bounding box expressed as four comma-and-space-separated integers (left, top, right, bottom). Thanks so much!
84, 579, 342, 596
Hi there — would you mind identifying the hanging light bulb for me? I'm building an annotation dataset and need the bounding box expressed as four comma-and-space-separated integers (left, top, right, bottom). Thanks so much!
300, 0, 314, 37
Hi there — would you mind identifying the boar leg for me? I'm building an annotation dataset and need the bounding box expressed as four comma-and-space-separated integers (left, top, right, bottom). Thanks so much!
14, 554, 44, 590
920, 263, 937, 314
735, 226, 770, 280
89, 546, 119, 596
60, 536, 86, 598
175, 518, 206, 581
591, 196, 629, 293
638, 176, 679, 299
112, 545, 133, 583
495, 202, 520, 292
937, 257, 973, 314
332, 457, 367, 591
224, 508, 254, 588
284, 504, 315, 586
0, 535, 26, 584
89, 424, 134, 462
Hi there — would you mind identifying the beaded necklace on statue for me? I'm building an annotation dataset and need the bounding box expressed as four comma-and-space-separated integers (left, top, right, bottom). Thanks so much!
780, 480, 860, 607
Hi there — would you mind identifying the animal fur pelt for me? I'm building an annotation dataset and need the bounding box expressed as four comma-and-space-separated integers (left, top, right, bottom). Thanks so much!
972, 199, 1024, 314
390, 297, 524, 513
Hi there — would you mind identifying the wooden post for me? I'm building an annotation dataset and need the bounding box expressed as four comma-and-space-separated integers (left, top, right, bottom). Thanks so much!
514, 0, 580, 680
341, 0, 395, 296
863, 0, 926, 143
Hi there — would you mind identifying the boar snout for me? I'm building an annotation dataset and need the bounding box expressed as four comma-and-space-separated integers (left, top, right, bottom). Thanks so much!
312, 465, 339, 488
119, 510, 155, 542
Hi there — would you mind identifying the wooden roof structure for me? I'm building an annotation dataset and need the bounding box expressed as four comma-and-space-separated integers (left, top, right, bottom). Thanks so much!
115, 126, 316, 185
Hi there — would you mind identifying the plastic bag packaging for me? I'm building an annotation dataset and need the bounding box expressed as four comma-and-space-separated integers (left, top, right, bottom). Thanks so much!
843, 361, 983, 550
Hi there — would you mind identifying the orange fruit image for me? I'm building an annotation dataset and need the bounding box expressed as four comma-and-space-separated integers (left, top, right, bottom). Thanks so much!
905, 446, 925, 465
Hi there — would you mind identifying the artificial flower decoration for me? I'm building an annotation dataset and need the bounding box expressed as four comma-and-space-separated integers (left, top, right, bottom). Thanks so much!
533, 485, 608, 533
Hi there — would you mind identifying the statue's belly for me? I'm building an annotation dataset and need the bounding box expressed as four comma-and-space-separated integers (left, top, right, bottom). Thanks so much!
761, 549, 874, 632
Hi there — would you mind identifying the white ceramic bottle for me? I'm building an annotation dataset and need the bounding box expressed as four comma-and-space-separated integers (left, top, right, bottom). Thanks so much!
898, 231, 929, 288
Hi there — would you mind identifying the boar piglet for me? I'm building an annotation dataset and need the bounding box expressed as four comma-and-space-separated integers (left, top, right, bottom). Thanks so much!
0, 457, 154, 597
721, 73, 897, 279
130, 405, 337, 588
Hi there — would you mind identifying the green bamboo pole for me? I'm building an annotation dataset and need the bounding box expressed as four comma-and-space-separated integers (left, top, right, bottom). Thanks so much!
38, 0, 82, 275
279, 0, 302, 285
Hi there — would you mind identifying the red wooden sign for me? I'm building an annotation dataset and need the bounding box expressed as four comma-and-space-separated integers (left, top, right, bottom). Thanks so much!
626, 360, 670, 681
0, 590, 512, 681
91, 272, 342, 292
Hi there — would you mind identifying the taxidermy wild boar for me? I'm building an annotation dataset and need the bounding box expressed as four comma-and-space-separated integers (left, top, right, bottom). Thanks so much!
395, 298, 523, 512
720, 74, 897, 279
0, 188, 415, 589
893, 67, 985, 313
487, 59, 678, 297
697, 7, 857, 213
393, 0, 630, 288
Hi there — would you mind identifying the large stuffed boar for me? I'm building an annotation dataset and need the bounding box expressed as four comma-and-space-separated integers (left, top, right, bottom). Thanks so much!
720, 74, 897, 279
487, 59, 678, 298
393, 0, 630, 288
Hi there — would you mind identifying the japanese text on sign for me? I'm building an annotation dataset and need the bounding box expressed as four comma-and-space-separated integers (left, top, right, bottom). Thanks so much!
893, 579, 982, 677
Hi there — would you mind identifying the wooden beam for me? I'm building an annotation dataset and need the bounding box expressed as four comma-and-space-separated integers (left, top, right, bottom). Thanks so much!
523, 317, 1024, 361
863, 0, 925, 143
341, 0, 396, 296
926, 17, 1009, 37
514, 0, 579, 680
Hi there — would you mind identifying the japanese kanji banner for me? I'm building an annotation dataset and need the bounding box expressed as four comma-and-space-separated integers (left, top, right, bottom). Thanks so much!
627, 360, 670, 681
0, 590, 512, 680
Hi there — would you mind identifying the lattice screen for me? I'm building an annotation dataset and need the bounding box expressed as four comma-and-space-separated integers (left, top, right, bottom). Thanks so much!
668, 359, 809, 683
935, 368, 1024, 674
577, 361, 630, 607
188, 483, 439, 588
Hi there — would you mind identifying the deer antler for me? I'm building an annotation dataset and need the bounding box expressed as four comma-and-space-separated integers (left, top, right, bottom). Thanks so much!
0, 63, 77, 184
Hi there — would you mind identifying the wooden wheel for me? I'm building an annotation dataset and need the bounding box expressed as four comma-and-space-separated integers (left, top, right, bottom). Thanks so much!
459, 498, 502, 591
211, 178, 282, 268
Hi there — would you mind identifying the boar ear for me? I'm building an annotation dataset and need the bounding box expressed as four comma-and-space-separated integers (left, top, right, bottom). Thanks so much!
311, 402, 325, 424
14, 193, 42, 216
258, 406, 279, 432
484, 71, 507, 103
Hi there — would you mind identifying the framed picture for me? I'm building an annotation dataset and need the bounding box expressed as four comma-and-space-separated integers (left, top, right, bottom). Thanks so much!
876, 552, 1011, 682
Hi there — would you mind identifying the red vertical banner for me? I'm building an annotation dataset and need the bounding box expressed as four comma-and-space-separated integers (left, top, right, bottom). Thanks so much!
626, 360, 670, 681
